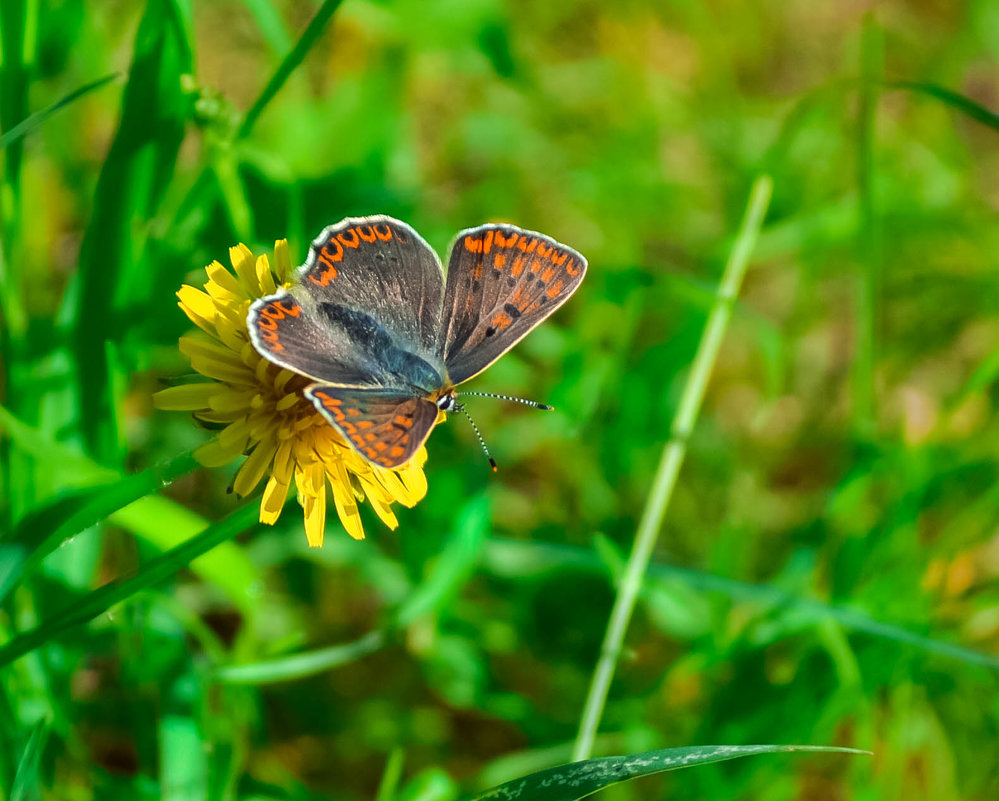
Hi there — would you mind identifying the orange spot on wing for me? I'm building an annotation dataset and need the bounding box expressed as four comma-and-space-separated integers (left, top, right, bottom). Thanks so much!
464, 235, 483, 253
389, 446, 405, 458
495, 230, 518, 248
566, 258, 581, 277
512, 256, 525, 277
541, 267, 556, 282
552, 251, 567, 266
356, 225, 377, 243
536, 242, 552, 258
393, 415, 413, 428
373, 223, 393, 241
358, 420, 374, 430
482, 230, 494, 254
375, 441, 388, 452
494, 254, 506, 269
491, 311, 513, 330
546, 279, 565, 298
530, 259, 542, 273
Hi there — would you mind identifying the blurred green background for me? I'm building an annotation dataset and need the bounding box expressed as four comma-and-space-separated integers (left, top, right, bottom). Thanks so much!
2, 0, 999, 799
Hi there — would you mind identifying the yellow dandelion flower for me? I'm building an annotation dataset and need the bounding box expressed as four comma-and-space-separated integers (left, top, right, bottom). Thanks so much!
154, 240, 430, 545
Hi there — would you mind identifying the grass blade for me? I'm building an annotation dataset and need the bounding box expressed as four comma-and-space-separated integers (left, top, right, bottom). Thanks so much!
0, 450, 196, 605
852, 14, 882, 432
239, 0, 292, 55
10, 719, 49, 801
238, 0, 345, 137
572, 176, 773, 762
72, 0, 192, 460
0, 504, 258, 668
0, 73, 118, 150
887, 80, 999, 132
469, 744, 869, 801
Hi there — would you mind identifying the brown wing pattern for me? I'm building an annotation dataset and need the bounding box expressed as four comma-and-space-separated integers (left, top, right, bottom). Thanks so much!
306, 386, 440, 468
300, 216, 445, 359
439, 224, 587, 385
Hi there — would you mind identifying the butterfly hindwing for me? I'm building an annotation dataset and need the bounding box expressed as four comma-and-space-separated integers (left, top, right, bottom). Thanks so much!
300, 216, 445, 360
439, 224, 587, 385
306, 386, 440, 469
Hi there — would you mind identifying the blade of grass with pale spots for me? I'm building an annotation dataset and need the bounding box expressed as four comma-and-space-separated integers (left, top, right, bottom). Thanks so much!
468, 745, 870, 801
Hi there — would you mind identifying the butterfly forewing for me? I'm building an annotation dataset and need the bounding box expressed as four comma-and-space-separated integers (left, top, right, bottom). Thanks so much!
306, 386, 440, 469
248, 291, 388, 386
439, 224, 587, 385
301, 216, 445, 359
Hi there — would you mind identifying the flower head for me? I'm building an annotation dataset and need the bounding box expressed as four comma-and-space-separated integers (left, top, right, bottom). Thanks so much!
154, 240, 430, 545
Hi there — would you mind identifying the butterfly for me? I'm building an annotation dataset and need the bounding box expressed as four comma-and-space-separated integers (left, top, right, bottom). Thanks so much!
247, 215, 587, 469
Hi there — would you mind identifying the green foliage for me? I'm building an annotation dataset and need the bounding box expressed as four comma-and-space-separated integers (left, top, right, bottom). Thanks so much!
2, 1, 998, 800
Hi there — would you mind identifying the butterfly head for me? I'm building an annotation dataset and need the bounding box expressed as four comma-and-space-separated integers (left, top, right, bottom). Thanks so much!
431, 387, 458, 413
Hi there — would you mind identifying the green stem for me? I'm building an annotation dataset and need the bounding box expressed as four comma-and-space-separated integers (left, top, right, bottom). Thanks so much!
571, 175, 773, 762
854, 14, 882, 432
238, 0, 345, 139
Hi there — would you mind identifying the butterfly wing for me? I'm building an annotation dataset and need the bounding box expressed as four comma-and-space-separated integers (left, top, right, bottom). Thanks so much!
306, 385, 440, 468
439, 224, 587, 385
299, 215, 445, 358
249, 215, 448, 390
248, 291, 388, 386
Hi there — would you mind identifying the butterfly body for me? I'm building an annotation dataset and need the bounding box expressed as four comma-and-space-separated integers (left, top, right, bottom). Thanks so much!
248, 216, 586, 468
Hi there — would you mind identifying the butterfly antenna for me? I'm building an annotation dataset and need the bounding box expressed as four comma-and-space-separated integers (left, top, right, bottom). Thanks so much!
457, 391, 554, 411
454, 402, 498, 472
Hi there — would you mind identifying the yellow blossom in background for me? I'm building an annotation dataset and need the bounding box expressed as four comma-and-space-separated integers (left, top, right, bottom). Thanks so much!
154, 240, 430, 545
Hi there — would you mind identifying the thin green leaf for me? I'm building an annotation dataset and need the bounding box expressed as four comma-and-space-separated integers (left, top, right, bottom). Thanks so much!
215, 630, 386, 684
888, 80, 999, 132
238, 0, 345, 138
0, 504, 258, 668
469, 745, 869, 801
239, 0, 293, 54
10, 719, 49, 801
0, 73, 118, 150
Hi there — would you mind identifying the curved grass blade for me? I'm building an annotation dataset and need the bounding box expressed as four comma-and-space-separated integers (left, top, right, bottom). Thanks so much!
887, 80, 999, 132
469, 744, 869, 801
0, 73, 119, 150
0, 504, 258, 668
0, 450, 197, 605
10, 719, 49, 801
216, 496, 490, 684
0, 405, 257, 613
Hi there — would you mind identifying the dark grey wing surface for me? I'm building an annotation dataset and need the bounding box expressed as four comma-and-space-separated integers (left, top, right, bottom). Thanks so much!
299, 216, 445, 359
306, 385, 440, 468
248, 290, 387, 386
439, 224, 587, 385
